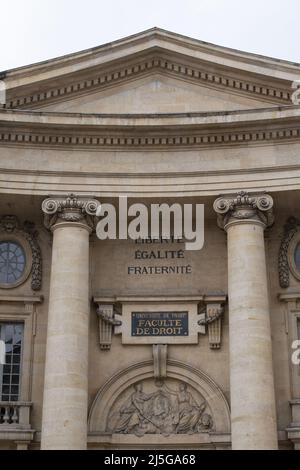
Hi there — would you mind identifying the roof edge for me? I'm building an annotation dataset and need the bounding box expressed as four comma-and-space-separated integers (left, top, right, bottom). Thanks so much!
2, 27, 300, 78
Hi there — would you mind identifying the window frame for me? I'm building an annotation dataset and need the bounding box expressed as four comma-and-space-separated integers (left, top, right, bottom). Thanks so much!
0, 234, 32, 289
0, 296, 42, 402
279, 293, 300, 398
0, 321, 24, 401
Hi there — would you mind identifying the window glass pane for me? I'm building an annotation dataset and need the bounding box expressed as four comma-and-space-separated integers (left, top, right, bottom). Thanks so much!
5, 354, 12, 364
13, 355, 20, 364
11, 385, 19, 394
0, 241, 26, 284
295, 243, 300, 273
0, 323, 24, 401
12, 365, 20, 374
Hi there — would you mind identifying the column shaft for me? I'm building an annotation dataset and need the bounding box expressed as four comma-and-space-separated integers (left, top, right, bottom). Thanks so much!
214, 192, 278, 450
227, 221, 277, 449
42, 224, 89, 449
41, 223, 90, 450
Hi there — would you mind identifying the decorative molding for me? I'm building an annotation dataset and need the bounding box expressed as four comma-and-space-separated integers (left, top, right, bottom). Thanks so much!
42, 193, 100, 231
4, 56, 291, 110
1, 126, 300, 149
278, 292, 300, 303
279, 217, 300, 288
0, 295, 43, 304
0, 215, 42, 291
94, 294, 226, 303
213, 191, 274, 230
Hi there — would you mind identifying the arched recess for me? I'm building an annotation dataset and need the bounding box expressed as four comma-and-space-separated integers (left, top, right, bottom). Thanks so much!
88, 360, 230, 434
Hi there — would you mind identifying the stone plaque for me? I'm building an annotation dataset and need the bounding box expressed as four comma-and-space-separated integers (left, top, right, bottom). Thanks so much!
114, 301, 206, 345
131, 311, 188, 337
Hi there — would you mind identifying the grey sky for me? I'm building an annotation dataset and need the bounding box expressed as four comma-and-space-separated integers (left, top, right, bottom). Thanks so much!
1, 0, 300, 71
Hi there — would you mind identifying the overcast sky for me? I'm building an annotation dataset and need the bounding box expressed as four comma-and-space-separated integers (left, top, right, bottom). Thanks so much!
1, 0, 300, 71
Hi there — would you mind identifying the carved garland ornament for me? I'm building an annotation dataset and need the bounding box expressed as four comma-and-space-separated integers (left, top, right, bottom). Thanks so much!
0, 215, 42, 290
42, 194, 100, 230
278, 217, 300, 288
213, 191, 274, 229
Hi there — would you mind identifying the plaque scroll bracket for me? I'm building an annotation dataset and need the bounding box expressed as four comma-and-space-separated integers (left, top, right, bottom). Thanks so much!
96, 303, 122, 351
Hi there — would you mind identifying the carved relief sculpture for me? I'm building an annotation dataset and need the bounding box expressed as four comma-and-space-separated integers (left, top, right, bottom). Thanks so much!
108, 380, 213, 436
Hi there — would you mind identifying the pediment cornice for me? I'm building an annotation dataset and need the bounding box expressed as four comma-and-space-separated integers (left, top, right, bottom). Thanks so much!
2, 29, 300, 110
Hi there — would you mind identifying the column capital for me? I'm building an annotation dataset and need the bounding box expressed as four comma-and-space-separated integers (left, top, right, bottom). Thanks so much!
213, 191, 274, 231
42, 194, 100, 232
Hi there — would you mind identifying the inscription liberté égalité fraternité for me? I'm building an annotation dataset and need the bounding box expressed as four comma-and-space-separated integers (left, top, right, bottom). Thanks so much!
127, 237, 192, 275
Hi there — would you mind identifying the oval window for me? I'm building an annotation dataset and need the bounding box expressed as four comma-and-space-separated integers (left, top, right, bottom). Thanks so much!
294, 242, 300, 274
0, 241, 26, 285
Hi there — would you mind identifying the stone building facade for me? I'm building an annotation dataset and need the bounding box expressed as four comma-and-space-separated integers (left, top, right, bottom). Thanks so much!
0, 28, 300, 450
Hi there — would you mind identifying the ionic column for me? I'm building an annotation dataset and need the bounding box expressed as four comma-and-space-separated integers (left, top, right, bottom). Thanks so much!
41, 194, 99, 450
213, 191, 278, 450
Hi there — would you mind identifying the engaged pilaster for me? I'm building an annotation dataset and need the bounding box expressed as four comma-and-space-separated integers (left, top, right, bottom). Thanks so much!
213, 191, 278, 450
41, 194, 99, 450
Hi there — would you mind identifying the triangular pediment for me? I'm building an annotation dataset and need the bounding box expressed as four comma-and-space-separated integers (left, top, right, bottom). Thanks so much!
2, 28, 299, 112
41, 74, 269, 113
